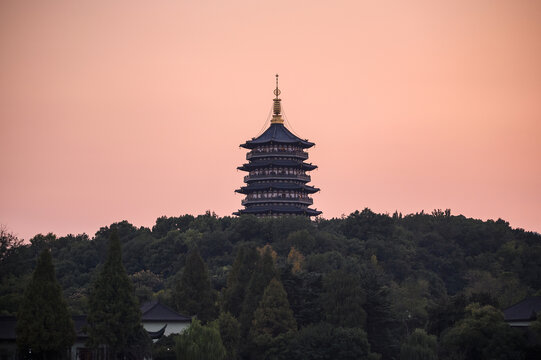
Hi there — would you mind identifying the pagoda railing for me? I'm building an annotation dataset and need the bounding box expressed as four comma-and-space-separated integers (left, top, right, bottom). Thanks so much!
247, 150, 308, 160
242, 196, 313, 206
244, 173, 310, 182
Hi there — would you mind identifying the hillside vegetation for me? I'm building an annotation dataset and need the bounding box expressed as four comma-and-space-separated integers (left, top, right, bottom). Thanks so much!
1, 209, 540, 359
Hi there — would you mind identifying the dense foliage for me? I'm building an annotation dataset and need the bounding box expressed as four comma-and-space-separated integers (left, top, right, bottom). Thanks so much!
175, 319, 226, 360
16, 249, 75, 359
400, 328, 438, 360
172, 248, 218, 323
1, 209, 541, 359
86, 230, 151, 358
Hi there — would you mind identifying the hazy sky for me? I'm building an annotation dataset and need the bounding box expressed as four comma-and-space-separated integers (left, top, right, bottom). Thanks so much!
1, 0, 540, 240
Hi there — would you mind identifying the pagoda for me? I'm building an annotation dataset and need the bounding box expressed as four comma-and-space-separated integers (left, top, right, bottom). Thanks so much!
234, 75, 321, 217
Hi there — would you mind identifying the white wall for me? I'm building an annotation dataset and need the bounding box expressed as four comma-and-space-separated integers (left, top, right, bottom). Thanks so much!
143, 321, 190, 337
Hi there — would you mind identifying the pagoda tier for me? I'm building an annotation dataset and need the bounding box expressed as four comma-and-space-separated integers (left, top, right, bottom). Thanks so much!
237, 205, 322, 217
236, 182, 320, 194
240, 123, 314, 149
234, 75, 321, 218
238, 159, 317, 172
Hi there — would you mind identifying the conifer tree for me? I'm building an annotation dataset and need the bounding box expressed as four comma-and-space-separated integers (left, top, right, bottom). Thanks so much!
16, 249, 75, 359
250, 278, 297, 348
217, 311, 241, 360
321, 269, 367, 328
173, 248, 217, 323
222, 246, 259, 317
239, 247, 277, 337
86, 230, 150, 359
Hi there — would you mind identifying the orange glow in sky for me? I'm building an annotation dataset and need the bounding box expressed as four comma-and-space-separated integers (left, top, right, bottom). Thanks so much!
1, 0, 540, 239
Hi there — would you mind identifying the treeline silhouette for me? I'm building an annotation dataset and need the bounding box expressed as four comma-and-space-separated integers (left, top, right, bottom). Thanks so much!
1, 209, 540, 359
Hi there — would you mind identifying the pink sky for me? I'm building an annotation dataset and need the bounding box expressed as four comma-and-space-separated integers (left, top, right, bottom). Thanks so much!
1, 0, 540, 240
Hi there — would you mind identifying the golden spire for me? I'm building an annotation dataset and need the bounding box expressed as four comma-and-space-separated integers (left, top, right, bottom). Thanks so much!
271, 74, 284, 124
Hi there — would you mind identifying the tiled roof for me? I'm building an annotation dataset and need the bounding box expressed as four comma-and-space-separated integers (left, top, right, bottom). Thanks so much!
241, 123, 314, 149
140, 300, 191, 322
503, 296, 541, 321
235, 205, 322, 216
0, 302, 191, 340
0, 316, 16, 340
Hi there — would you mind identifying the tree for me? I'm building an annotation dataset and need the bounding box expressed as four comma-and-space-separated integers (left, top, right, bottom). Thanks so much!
130, 269, 164, 304
320, 269, 366, 328
239, 247, 278, 337
0, 225, 22, 261
286, 230, 315, 255
287, 247, 304, 274
86, 230, 151, 359
400, 329, 438, 360
175, 319, 226, 360
222, 246, 260, 317
217, 312, 241, 360
440, 303, 525, 360
249, 278, 297, 358
390, 278, 430, 336
16, 249, 75, 359
152, 334, 177, 360
284, 322, 380, 360
172, 248, 217, 323
281, 269, 324, 327
360, 262, 400, 359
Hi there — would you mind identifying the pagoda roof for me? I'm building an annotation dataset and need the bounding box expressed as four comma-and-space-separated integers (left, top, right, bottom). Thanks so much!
236, 182, 319, 194
241, 123, 314, 149
235, 205, 322, 216
238, 159, 317, 171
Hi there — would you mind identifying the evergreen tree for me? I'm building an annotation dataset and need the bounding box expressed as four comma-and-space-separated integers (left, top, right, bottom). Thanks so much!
218, 312, 241, 360
173, 248, 217, 323
249, 278, 297, 359
360, 262, 401, 359
175, 319, 227, 360
281, 269, 325, 327
239, 247, 277, 337
400, 329, 438, 360
321, 269, 366, 328
86, 230, 150, 359
222, 246, 259, 317
16, 249, 75, 359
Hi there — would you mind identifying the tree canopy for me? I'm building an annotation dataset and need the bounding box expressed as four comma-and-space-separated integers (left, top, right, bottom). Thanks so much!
16, 249, 75, 359
175, 319, 226, 360
86, 230, 150, 358
2, 210, 540, 359
173, 247, 217, 323
440, 303, 525, 360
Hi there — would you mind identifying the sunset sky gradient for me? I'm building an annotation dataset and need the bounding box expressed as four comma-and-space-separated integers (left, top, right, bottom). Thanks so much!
1, 0, 540, 240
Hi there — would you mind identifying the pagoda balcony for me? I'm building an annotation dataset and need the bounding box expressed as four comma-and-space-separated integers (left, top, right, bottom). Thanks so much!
247, 150, 308, 160
244, 173, 311, 182
242, 196, 313, 206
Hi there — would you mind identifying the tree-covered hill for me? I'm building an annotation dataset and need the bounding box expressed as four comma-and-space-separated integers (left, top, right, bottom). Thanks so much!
1, 209, 540, 358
